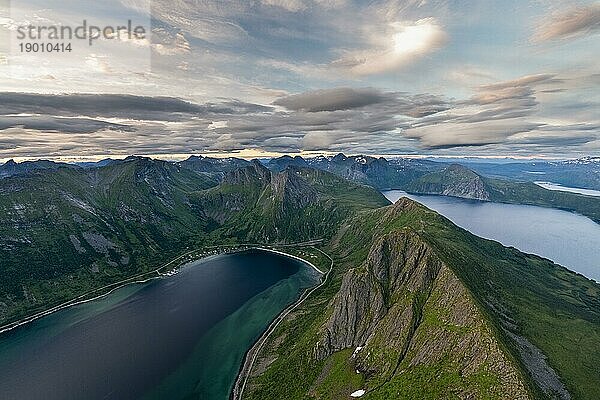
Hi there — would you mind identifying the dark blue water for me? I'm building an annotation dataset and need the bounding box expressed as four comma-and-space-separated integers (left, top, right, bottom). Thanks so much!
0, 249, 318, 400
383, 191, 600, 282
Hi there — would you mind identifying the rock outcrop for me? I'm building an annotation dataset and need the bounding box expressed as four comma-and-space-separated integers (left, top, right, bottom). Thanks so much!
316, 229, 529, 398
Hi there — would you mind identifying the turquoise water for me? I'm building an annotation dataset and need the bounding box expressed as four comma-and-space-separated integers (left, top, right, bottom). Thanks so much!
144, 265, 318, 399
0, 249, 320, 400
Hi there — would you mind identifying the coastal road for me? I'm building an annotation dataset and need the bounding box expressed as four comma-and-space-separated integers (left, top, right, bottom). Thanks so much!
0, 240, 325, 335
232, 246, 334, 400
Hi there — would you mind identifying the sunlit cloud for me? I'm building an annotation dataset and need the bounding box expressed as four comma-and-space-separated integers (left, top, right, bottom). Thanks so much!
331, 18, 447, 76
533, 4, 600, 42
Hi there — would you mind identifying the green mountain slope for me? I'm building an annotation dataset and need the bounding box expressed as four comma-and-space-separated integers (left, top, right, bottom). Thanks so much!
405, 163, 490, 200
0, 157, 217, 322
242, 198, 600, 400
0, 159, 387, 325
267, 153, 443, 189
199, 162, 389, 242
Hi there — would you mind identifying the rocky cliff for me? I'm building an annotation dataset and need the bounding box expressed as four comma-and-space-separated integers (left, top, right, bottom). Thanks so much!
242, 198, 600, 399
316, 229, 529, 398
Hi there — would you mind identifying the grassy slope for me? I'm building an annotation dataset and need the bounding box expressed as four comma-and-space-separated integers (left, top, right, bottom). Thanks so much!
0, 164, 388, 326
203, 167, 390, 243
246, 199, 600, 400
0, 161, 218, 323
356, 201, 600, 399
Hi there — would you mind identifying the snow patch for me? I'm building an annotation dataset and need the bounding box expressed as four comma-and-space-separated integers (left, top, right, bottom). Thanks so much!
352, 346, 363, 358
350, 389, 365, 397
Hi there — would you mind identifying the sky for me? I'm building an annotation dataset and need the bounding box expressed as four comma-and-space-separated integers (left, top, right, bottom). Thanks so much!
0, 0, 599, 161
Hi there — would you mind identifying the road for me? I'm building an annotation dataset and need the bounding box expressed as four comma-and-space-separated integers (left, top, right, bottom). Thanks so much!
0, 240, 324, 335
232, 246, 334, 400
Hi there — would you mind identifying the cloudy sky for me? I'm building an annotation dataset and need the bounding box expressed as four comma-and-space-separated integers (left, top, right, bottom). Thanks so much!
0, 0, 599, 161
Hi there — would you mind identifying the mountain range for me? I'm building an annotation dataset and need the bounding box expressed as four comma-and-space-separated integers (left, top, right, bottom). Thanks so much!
1, 156, 599, 399
3, 154, 599, 193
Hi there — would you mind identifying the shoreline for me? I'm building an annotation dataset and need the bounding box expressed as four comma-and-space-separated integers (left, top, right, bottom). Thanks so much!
254, 247, 325, 274
231, 246, 333, 400
0, 247, 203, 335
0, 241, 324, 336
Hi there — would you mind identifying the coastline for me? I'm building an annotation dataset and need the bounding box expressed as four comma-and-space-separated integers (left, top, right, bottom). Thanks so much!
0, 247, 203, 335
253, 247, 325, 274
231, 246, 333, 400
0, 241, 324, 336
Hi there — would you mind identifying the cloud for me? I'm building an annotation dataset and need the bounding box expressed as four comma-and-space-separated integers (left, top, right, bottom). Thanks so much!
273, 87, 388, 111
477, 74, 563, 91
401, 73, 589, 148
331, 18, 448, 76
0, 116, 134, 133
533, 4, 600, 42
0, 72, 597, 158
261, 0, 306, 12
0, 93, 272, 122
404, 120, 542, 148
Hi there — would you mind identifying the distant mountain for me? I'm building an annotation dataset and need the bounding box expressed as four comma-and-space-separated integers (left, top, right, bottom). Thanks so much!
74, 158, 115, 168
267, 153, 445, 189
408, 164, 600, 223
267, 155, 309, 172
0, 159, 76, 178
406, 163, 490, 200
465, 157, 600, 191
180, 155, 251, 180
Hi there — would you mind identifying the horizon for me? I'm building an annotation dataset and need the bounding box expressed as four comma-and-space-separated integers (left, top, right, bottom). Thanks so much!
1, 152, 593, 165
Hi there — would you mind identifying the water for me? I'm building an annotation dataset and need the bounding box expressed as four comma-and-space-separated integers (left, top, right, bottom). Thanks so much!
0, 249, 320, 400
534, 181, 600, 197
383, 190, 600, 282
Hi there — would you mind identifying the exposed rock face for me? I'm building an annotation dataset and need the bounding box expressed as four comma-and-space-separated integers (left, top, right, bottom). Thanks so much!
316, 230, 530, 399
407, 164, 491, 200
271, 168, 319, 209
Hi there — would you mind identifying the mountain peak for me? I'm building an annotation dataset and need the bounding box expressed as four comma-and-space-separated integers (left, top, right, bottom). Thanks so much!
446, 163, 475, 173
272, 168, 319, 208
407, 164, 490, 200
332, 153, 347, 162
124, 155, 152, 163
223, 160, 271, 185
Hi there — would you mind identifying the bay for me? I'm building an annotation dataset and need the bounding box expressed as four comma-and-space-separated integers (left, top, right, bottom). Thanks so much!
0, 249, 320, 400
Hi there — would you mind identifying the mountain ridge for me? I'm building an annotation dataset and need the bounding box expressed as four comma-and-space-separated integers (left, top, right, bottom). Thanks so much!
242, 197, 600, 400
